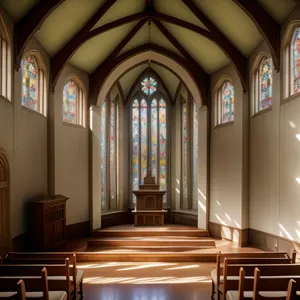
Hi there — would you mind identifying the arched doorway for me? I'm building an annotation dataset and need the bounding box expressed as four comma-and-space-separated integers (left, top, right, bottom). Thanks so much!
0, 149, 10, 256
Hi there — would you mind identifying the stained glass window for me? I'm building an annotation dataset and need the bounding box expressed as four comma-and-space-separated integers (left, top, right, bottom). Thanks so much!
141, 77, 157, 95
292, 27, 300, 94
132, 99, 140, 202
100, 101, 106, 211
63, 80, 77, 124
259, 57, 272, 111
131, 78, 168, 205
182, 99, 189, 209
192, 100, 198, 210
159, 99, 167, 192
22, 55, 38, 111
221, 81, 234, 123
101, 97, 119, 213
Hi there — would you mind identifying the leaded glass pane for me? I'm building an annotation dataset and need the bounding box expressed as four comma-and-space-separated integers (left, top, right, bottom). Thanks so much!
132, 99, 140, 203
141, 99, 148, 180
141, 77, 157, 95
193, 100, 198, 210
100, 101, 106, 211
22, 55, 38, 111
292, 27, 300, 94
63, 80, 77, 123
259, 57, 272, 110
182, 101, 188, 205
110, 99, 116, 208
159, 99, 167, 199
151, 99, 158, 179
222, 81, 234, 123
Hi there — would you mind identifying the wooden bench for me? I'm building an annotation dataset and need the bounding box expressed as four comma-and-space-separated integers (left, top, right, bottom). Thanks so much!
0, 268, 67, 300
211, 252, 293, 299
0, 259, 71, 299
5, 252, 83, 298
226, 267, 300, 300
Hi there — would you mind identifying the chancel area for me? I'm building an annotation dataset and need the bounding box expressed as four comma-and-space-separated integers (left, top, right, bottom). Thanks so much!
1, 0, 300, 299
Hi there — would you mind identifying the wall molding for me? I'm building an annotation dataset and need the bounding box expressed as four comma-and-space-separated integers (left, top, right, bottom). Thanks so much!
173, 211, 198, 226
209, 222, 248, 247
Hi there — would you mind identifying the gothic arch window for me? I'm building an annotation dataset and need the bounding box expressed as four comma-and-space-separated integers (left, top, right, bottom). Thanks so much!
101, 96, 119, 213
252, 56, 273, 114
0, 13, 11, 100
215, 80, 234, 125
21, 52, 47, 115
130, 74, 169, 205
63, 78, 85, 126
180, 96, 198, 210
283, 25, 300, 98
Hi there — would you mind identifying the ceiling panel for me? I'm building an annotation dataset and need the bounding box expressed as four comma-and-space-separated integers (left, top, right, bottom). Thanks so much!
163, 22, 229, 74
1, 0, 38, 22
92, 0, 146, 30
119, 64, 147, 100
257, 0, 297, 24
154, 0, 207, 29
193, 0, 263, 56
70, 21, 137, 73
151, 63, 180, 101
35, 0, 105, 56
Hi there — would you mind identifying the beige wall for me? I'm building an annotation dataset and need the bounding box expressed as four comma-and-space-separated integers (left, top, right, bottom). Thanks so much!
210, 64, 249, 230
51, 64, 89, 226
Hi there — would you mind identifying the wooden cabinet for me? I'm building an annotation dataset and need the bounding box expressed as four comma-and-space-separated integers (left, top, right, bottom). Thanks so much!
29, 195, 68, 251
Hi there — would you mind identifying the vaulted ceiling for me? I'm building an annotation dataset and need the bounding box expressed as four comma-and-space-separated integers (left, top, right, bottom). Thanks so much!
0, 0, 298, 105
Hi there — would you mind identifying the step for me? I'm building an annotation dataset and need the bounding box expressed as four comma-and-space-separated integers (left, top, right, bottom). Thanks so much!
77, 251, 217, 262
86, 245, 215, 252
87, 237, 215, 248
92, 229, 210, 238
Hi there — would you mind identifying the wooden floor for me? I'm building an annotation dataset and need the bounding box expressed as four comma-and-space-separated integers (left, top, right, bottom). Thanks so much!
59, 224, 263, 299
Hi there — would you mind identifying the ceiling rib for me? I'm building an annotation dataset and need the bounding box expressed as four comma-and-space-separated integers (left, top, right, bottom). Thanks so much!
14, 0, 65, 69
232, 0, 280, 71
153, 19, 209, 103
51, 0, 118, 90
181, 0, 247, 92
90, 43, 209, 106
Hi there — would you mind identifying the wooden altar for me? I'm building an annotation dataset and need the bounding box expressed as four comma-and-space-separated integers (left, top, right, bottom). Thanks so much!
132, 170, 167, 226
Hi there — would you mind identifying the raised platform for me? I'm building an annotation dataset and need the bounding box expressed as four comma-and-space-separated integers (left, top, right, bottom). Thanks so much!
83, 224, 216, 262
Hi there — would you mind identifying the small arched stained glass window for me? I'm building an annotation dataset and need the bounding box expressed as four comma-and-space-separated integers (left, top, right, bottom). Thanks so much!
221, 81, 234, 123
63, 80, 78, 124
259, 57, 272, 110
22, 55, 38, 111
292, 26, 300, 94
141, 77, 157, 95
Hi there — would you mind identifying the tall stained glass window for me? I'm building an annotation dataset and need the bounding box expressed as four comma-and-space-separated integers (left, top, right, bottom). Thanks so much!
181, 99, 189, 209
292, 26, 300, 94
63, 80, 77, 124
131, 75, 168, 205
22, 55, 38, 111
259, 57, 272, 110
101, 97, 119, 213
192, 100, 198, 210
62, 78, 84, 125
221, 81, 234, 123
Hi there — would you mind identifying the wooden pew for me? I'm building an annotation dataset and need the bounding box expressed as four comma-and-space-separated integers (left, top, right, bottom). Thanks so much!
226, 268, 300, 300
5, 252, 83, 298
0, 268, 67, 300
0, 260, 71, 299
211, 252, 293, 300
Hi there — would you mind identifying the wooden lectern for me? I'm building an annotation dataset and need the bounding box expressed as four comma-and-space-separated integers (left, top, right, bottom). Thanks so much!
132, 170, 167, 226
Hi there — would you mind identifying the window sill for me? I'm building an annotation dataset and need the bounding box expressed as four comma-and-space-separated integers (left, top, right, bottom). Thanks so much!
101, 210, 127, 216
0, 95, 11, 104
21, 105, 46, 119
281, 92, 300, 106
214, 121, 234, 129
251, 106, 272, 119
62, 121, 85, 129
173, 209, 198, 216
